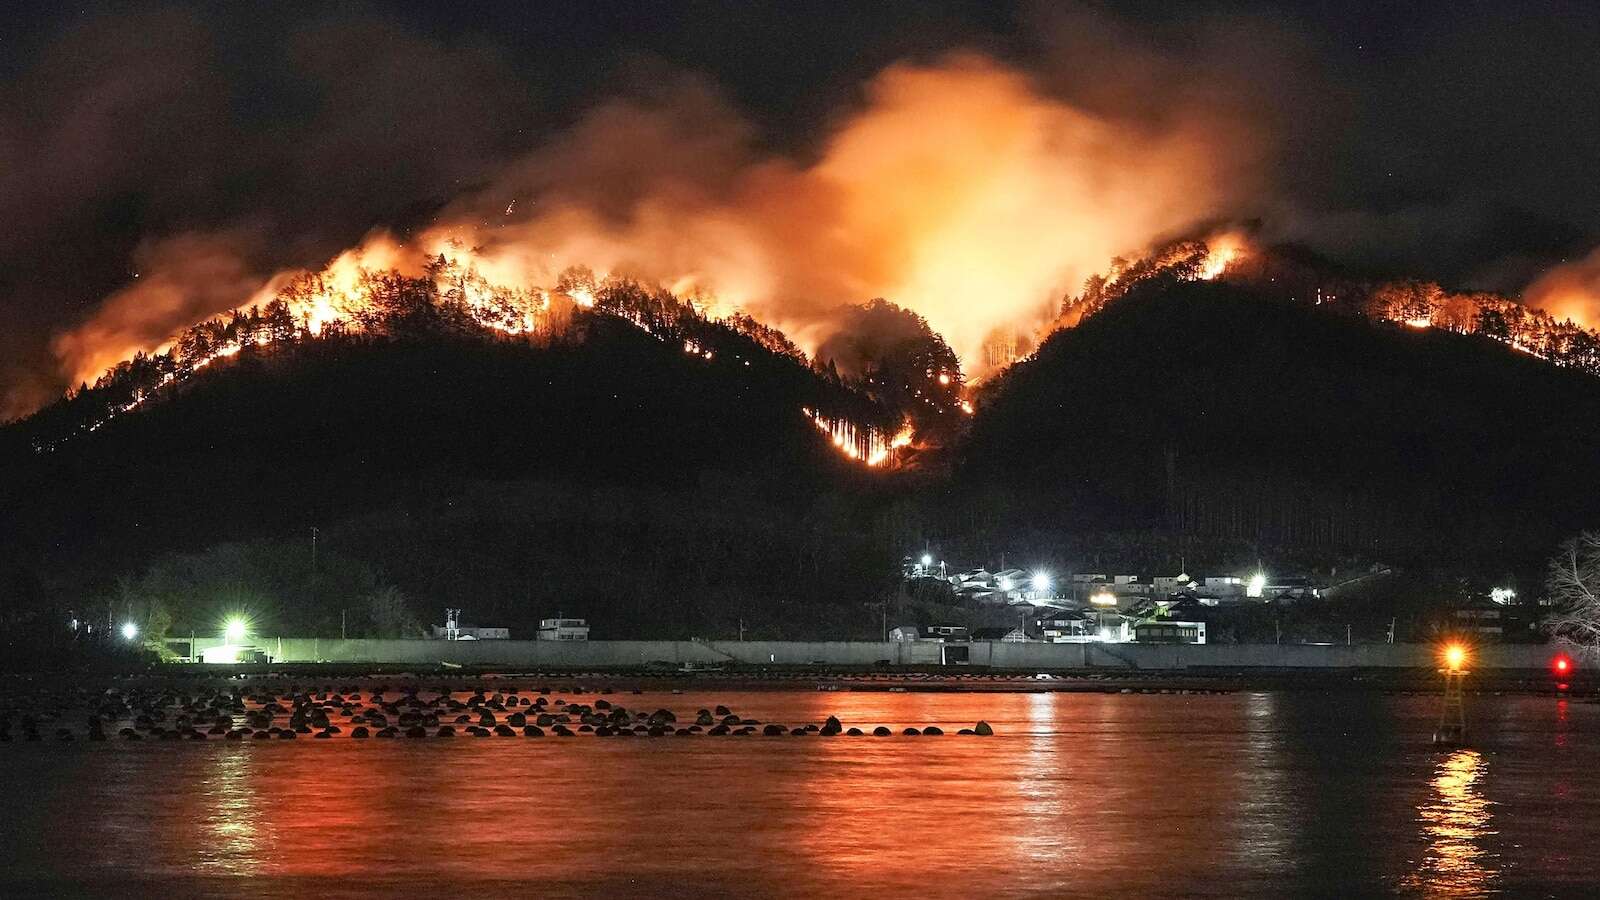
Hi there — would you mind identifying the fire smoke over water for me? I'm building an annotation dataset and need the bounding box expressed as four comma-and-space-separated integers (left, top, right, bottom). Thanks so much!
53, 53, 1251, 392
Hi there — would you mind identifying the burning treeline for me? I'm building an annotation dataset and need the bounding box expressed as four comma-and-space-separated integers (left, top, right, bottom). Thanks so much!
31, 240, 952, 463
49, 54, 1251, 407
29, 52, 1600, 462
33, 224, 1600, 467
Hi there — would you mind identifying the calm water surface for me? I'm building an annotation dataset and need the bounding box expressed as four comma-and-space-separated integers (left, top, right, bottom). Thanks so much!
1, 689, 1594, 897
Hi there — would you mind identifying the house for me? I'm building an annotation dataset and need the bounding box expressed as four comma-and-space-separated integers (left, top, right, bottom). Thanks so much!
1112, 575, 1152, 597
1448, 599, 1503, 639
956, 583, 1005, 606
992, 568, 1028, 595
535, 619, 589, 641
1152, 574, 1197, 597
889, 624, 971, 642
951, 568, 994, 587
1264, 576, 1320, 600
1039, 610, 1090, 642
1087, 609, 1135, 643
1201, 576, 1246, 597
1134, 620, 1207, 644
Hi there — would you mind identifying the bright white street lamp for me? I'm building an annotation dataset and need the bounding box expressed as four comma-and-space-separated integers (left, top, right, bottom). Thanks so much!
920, 554, 933, 568
121, 622, 139, 641
223, 618, 247, 644
1031, 572, 1052, 593
1247, 571, 1267, 599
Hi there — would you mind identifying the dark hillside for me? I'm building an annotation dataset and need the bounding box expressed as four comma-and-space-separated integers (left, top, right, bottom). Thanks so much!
0, 314, 894, 583
959, 280, 1600, 564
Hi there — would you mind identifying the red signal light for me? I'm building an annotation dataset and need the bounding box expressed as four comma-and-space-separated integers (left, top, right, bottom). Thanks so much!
1554, 655, 1573, 675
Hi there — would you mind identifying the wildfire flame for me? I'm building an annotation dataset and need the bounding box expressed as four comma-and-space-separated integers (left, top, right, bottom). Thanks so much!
1196, 231, 1247, 281
46, 232, 915, 467
803, 409, 913, 467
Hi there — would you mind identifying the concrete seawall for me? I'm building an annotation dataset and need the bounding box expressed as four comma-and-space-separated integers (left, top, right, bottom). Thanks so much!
195, 637, 1568, 670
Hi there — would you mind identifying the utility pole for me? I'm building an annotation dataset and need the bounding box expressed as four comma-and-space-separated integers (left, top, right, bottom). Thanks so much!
738, 618, 745, 641
1388, 618, 1396, 644
341, 609, 347, 640
1346, 624, 1351, 646
310, 526, 319, 572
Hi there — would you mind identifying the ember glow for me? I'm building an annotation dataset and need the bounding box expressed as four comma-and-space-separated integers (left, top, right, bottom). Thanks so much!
1525, 245, 1600, 330
44, 230, 920, 466
1196, 231, 1248, 281
32, 48, 1600, 458
53, 53, 1251, 398
803, 409, 914, 467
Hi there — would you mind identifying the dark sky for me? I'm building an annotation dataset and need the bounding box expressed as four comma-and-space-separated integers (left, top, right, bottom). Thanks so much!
3, 1, 1598, 416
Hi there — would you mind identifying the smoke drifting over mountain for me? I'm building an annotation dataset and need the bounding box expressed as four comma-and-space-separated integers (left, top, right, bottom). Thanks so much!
1526, 247, 1600, 330
5, 3, 1600, 418
49, 52, 1253, 393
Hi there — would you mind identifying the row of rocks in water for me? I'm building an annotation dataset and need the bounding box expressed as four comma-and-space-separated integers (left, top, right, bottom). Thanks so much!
6, 717, 997, 741
0, 684, 995, 741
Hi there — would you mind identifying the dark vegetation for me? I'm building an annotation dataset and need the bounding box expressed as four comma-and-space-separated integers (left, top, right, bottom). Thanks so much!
959, 279, 1600, 564
4, 271, 1599, 652
0, 294, 913, 653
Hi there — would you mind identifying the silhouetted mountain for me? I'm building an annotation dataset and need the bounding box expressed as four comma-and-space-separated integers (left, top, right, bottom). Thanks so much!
959, 278, 1600, 563
0, 310, 906, 628
4, 273, 1598, 646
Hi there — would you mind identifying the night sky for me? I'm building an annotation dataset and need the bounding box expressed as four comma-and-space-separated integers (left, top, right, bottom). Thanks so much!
3, 1, 1598, 416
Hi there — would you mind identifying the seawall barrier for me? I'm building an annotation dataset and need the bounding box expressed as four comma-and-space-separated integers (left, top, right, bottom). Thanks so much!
191, 637, 1569, 670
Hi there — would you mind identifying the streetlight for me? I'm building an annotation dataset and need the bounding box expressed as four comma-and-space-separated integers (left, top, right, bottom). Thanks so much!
1435, 642, 1470, 746
223, 617, 247, 645
1031, 572, 1052, 593
1246, 571, 1267, 598
120, 622, 139, 641
920, 553, 932, 568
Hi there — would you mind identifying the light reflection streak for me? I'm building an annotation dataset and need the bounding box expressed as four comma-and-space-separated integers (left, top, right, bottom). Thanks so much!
1402, 750, 1497, 897
1231, 692, 1291, 870
1011, 692, 1080, 868
197, 749, 267, 875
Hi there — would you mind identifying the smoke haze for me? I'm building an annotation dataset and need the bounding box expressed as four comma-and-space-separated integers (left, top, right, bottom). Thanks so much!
5, 2, 1600, 417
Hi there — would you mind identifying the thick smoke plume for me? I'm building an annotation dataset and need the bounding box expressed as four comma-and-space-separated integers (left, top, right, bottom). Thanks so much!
1525, 246, 1600, 329
52, 53, 1253, 390
52, 231, 266, 390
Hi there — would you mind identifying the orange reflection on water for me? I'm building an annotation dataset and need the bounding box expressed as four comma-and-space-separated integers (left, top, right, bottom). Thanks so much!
1404, 750, 1497, 898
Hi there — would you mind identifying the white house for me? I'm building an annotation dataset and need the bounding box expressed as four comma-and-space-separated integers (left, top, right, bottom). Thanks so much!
536, 619, 589, 641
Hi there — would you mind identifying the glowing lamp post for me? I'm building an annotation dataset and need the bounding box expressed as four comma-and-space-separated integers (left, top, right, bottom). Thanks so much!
223, 618, 248, 645
1246, 571, 1267, 599
1031, 572, 1052, 595
120, 622, 139, 642
1434, 643, 1470, 747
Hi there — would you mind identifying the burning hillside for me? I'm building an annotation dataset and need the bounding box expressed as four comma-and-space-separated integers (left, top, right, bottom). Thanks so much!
43, 53, 1255, 410
27, 243, 919, 466
18, 54, 1600, 462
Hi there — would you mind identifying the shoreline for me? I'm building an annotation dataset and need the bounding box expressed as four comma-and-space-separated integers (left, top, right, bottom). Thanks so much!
1, 664, 1587, 697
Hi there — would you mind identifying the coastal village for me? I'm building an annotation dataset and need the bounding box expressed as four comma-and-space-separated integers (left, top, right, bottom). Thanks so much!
890, 556, 1526, 647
